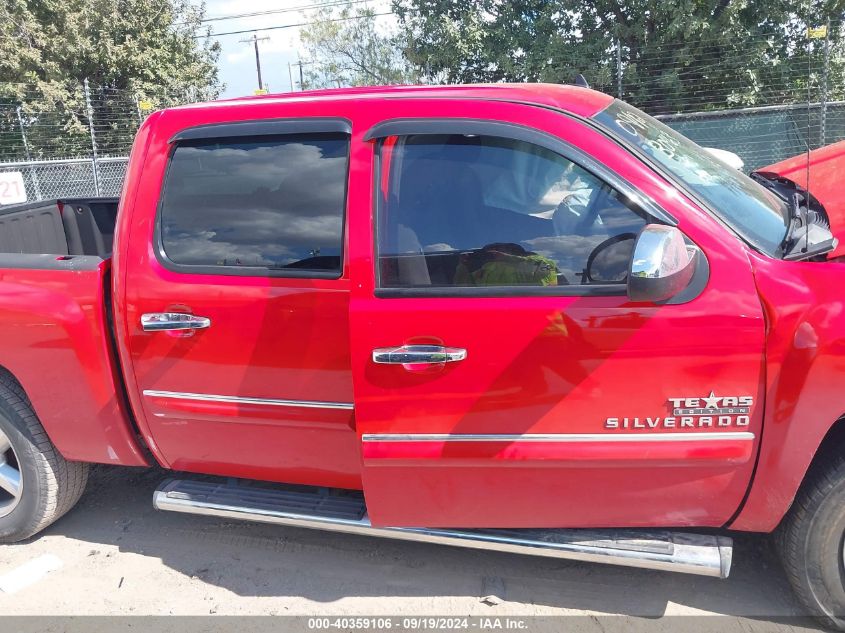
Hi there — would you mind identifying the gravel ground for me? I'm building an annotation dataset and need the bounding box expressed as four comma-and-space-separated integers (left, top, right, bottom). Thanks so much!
0, 465, 826, 631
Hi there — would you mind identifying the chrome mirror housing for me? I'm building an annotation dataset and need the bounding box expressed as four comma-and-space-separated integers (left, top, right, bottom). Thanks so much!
627, 225, 698, 303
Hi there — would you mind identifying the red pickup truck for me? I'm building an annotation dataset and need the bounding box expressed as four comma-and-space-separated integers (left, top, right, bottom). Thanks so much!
0, 84, 843, 626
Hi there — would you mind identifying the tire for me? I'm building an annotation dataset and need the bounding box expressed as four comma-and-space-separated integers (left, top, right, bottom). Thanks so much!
777, 451, 845, 630
0, 371, 88, 543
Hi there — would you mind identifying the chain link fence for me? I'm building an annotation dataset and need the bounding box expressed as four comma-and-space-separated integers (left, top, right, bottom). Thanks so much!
0, 157, 127, 201
0, 78, 197, 204
657, 101, 845, 172
1, 105, 840, 203
5, 100, 844, 203
2, 18, 845, 202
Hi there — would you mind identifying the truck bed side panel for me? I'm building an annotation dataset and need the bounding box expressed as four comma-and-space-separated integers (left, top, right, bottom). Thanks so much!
0, 254, 148, 466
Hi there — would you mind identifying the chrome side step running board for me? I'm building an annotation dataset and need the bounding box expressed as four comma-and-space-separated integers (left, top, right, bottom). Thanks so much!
153, 479, 733, 579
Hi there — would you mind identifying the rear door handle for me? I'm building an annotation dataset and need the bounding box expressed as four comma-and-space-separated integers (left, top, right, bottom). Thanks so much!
372, 345, 467, 365
141, 312, 211, 332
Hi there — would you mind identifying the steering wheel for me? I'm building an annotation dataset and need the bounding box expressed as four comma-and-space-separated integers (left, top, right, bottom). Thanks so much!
581, 233, 637, 284
574, 186, 609, 232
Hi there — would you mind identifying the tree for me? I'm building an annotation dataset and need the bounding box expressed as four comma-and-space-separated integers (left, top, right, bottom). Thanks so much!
394, 0, 845, 114
299, 3, 418, 89
0, 0, 221, 159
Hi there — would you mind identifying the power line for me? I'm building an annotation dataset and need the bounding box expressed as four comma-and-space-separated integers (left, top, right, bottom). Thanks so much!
197, 12, 394, 39
196, 0, 378, 24
0, 1, 387, 37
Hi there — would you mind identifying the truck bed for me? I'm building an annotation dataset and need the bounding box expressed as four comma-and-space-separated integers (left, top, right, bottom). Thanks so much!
0, 253, 147, 466
0, 197, 119, 258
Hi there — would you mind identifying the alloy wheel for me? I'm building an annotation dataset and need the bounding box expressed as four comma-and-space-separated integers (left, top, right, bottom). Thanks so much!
0, 428, 22, 518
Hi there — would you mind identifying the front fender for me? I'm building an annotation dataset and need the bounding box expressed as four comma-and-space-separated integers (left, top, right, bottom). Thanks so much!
730, 252, 845, 531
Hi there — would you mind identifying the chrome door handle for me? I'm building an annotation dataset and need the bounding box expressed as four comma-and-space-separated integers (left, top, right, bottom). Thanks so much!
372, 345, 467, 365
141, 312, 211, 332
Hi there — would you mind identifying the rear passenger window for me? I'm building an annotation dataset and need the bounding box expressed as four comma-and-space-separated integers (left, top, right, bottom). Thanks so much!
159, 133, 348, 276
377, 134, 649, 290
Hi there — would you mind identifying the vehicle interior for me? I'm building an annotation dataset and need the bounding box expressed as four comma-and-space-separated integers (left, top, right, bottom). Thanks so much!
378, 134, 649, 288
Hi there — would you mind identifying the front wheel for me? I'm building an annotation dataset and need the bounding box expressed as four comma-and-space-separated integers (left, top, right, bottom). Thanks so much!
777, 452, 845, 630
0, 372, 88, 543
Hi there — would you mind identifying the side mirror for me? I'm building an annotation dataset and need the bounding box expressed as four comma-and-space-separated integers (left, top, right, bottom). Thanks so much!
627, 225, 699, 303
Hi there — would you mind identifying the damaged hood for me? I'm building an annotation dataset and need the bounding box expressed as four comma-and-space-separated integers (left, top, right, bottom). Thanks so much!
756, 140, 845, 259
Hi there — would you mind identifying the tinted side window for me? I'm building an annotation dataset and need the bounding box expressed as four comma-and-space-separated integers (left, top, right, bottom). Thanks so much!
159, 133, 348, 275
377, 134, 649, 289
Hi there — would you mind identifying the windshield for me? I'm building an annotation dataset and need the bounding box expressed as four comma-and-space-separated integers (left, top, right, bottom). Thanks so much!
593, 100, 789, 255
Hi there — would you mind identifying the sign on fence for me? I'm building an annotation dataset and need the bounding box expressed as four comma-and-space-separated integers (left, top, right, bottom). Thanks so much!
0, 172, 26, 205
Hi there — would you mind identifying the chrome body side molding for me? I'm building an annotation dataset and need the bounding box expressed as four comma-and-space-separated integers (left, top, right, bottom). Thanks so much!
361, 431, 755, 443
142, 390, 354, 410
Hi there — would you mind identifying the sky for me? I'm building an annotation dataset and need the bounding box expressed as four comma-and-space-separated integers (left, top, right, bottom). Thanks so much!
196, 0, 394, 99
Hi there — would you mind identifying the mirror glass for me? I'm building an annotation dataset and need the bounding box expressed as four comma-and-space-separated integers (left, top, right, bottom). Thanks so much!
586, 234, 636, 283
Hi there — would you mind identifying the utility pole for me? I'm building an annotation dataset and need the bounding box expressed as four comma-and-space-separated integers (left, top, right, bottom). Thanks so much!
240, 32, 270, 91
290, 60, 315, 90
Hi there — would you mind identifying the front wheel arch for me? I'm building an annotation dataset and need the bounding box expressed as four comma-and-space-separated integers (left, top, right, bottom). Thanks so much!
775, 421, 845, 629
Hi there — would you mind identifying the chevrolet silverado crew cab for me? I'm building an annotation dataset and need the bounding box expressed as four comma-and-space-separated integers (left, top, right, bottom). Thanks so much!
0, 84, 844, 626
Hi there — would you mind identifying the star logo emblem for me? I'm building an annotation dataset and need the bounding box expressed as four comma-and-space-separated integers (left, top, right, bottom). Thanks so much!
702, 391, 721, 409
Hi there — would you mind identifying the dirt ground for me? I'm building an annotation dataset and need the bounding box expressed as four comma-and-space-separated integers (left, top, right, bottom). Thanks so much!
0, 465, 825, 630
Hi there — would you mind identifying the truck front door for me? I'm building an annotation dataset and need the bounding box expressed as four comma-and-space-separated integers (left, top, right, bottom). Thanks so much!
349, 101, 766, 527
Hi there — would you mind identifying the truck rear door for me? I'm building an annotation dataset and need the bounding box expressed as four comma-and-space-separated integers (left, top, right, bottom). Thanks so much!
348, 100, 766, 528
119, 113, 361, 489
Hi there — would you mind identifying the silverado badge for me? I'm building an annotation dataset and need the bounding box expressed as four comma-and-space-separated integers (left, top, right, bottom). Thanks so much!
605, 392, 753, 429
